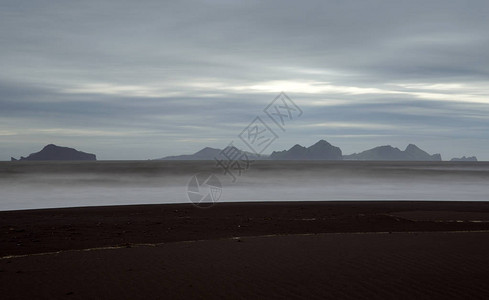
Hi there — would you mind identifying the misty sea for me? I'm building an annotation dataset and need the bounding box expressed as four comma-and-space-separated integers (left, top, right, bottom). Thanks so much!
0, 161, 488, 211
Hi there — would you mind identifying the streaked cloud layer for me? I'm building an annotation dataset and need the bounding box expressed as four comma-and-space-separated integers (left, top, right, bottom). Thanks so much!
1, 0, 488, 159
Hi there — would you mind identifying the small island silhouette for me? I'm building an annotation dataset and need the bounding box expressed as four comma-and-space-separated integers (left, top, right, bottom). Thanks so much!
11, 144, 96, 161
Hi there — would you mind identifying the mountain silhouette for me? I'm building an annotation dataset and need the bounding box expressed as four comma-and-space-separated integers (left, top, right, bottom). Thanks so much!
154, 141, 478, 161
270, 140, 342, 160
159, 147, 222, 160
11, 144, 96, 161
158, 146, 265, 160
344, 144, 441, 161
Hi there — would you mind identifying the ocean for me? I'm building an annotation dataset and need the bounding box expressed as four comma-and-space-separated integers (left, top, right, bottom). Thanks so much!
0, 160, 488, 211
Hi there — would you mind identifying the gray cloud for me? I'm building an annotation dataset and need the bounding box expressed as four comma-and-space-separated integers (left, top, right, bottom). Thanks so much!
0, 0, 488, 160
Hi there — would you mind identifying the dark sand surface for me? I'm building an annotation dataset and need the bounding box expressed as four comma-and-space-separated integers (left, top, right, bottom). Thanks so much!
2, 201, 489, 299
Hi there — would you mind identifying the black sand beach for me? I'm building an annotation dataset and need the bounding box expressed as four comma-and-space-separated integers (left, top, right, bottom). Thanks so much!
2, 201, 489, 299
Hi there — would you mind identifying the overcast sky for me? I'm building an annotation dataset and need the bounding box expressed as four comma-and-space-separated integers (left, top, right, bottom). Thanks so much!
1, 0, 488, 160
